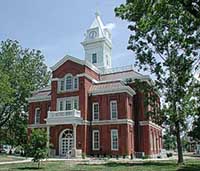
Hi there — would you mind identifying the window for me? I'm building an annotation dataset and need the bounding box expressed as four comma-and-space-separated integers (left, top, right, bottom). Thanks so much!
60, 80, 64, 91
35, 108, 40, 124
110, 100, 118, 120
106, 55, 109, 66
66, 100, 72, 110
66, 76, 73, 90
74, 99, 78, 110
74, 77, 78, 89
111, 129, 118, 150
93, 130, 100, 150
93, 103, 99, 120
92, 53, 97, 64
59, 101, 64, 111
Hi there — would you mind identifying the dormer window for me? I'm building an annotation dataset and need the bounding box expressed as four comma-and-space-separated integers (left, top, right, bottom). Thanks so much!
92, 53, 97, 64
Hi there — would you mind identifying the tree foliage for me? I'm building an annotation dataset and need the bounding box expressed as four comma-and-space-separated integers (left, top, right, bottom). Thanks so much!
27, 129, 48, 168
0, 39, 50, 128
115, 0, 200, 163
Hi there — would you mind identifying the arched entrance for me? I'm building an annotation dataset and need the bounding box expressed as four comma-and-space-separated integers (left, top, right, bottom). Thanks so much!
59, 129, 74, 156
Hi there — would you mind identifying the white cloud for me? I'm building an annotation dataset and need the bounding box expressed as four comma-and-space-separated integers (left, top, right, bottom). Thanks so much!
105, 23, 116, 30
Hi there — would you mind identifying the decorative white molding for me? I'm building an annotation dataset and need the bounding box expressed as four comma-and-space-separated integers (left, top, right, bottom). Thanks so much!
28, 119, 134, 127
28, 124, 47, 128
139, 121, 162, 130
91, 119, 134, 126
76, 73, 98, 83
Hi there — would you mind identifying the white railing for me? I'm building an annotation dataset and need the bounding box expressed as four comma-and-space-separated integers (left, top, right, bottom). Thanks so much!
48, 109, 81, 118
101, 65, 133, 75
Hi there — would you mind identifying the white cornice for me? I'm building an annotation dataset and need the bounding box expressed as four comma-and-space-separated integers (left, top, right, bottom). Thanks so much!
90, 119, 134, 126
89, 86, 136, 97
139, 121, 162, 130
76, 73, 98, 83
28, 119, 134, 127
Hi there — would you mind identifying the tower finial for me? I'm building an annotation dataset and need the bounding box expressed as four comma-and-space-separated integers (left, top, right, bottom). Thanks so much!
95, 10, 100, 17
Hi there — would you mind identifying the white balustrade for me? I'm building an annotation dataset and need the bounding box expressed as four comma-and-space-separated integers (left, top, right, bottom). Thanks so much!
48, 109, 81, 118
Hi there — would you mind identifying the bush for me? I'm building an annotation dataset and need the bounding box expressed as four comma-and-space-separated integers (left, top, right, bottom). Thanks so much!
27, 129, 48, 168
166, 153, 173, 157
82, 153, 86, 159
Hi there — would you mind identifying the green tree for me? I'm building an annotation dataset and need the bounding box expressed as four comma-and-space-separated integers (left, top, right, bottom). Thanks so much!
189, 116, 200, 141
163, 129, 176, 151
115, 0, 200, 163
28, 129, 48, 168
0, 39, 50, 128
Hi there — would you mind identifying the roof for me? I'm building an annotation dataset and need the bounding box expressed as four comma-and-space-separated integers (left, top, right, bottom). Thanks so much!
50, 55, 101, 74
89, 81, 136, 96
27, 86, 51, 102
90, 12, 105, 38
100, 65, 148, 82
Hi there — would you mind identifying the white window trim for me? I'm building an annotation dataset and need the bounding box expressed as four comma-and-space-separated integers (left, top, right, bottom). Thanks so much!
92, 102, 99, 121
110, 100, 118, 120
111, 129, 119, 151
92, 130, 100, 150
73, 77, 79, 90
65, 74, 73, 90
57, 74, 79, 93
35, 107, 40, 124
57, 96, 79, 111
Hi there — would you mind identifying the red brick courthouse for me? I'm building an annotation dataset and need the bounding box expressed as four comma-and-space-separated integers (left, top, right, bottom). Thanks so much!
28, 13, 162, 158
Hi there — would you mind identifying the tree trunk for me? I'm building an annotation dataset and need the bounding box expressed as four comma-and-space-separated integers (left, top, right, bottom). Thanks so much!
175, 121, 184, 164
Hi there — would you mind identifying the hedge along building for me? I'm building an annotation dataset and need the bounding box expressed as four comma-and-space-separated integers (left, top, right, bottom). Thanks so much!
27, 13, 162, 158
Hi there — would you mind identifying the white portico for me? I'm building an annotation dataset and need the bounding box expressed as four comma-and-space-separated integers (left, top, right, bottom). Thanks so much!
46, 110, 82, 157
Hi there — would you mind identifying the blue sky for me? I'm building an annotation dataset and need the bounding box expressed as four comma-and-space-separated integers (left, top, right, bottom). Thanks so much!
0, 0, 136, 68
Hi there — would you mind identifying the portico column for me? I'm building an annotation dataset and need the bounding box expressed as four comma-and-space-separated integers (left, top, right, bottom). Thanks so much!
73, 124, 77, 150
46, 126, 50, 156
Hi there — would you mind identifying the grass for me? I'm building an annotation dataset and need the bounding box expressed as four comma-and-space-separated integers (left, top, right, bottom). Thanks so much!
0, 154, 24, 162
0, 159, 199, 171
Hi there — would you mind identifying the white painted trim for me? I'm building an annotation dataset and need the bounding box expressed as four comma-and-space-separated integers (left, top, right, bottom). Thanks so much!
34, 108, 40, 124
91, 119, 134, 126
92, 102, 99, 121
89, 86, 136, 97
51, 78, 59, 81
28, 124, 47, 128
111, 129, 119, 151
59, 129, 73, 156
110, 100, 118, 120
57, 96, 79, 111
139, 121, 162, 130
92, 130, 100, 151
76, 73, 98, 83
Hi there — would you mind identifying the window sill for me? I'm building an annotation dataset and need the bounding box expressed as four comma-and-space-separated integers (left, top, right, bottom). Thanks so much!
57, 89, 79, 93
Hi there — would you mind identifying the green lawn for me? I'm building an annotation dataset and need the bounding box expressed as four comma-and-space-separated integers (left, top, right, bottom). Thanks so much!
0, 159, 200, 171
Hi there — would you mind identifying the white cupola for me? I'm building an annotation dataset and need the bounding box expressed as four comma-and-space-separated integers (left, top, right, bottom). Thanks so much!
81, 12, 112, 71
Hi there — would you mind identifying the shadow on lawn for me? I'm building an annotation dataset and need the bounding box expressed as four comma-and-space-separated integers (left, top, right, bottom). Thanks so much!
16, 167, 42, 170
103, 161, 175, 167
178, 164, 200, 171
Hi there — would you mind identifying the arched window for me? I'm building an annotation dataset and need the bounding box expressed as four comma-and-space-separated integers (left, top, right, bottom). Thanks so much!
66, 75, 73, 90
35, 108, 40, 124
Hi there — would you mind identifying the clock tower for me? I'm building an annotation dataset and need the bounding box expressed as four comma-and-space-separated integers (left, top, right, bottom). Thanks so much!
81, 12, 112, 71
